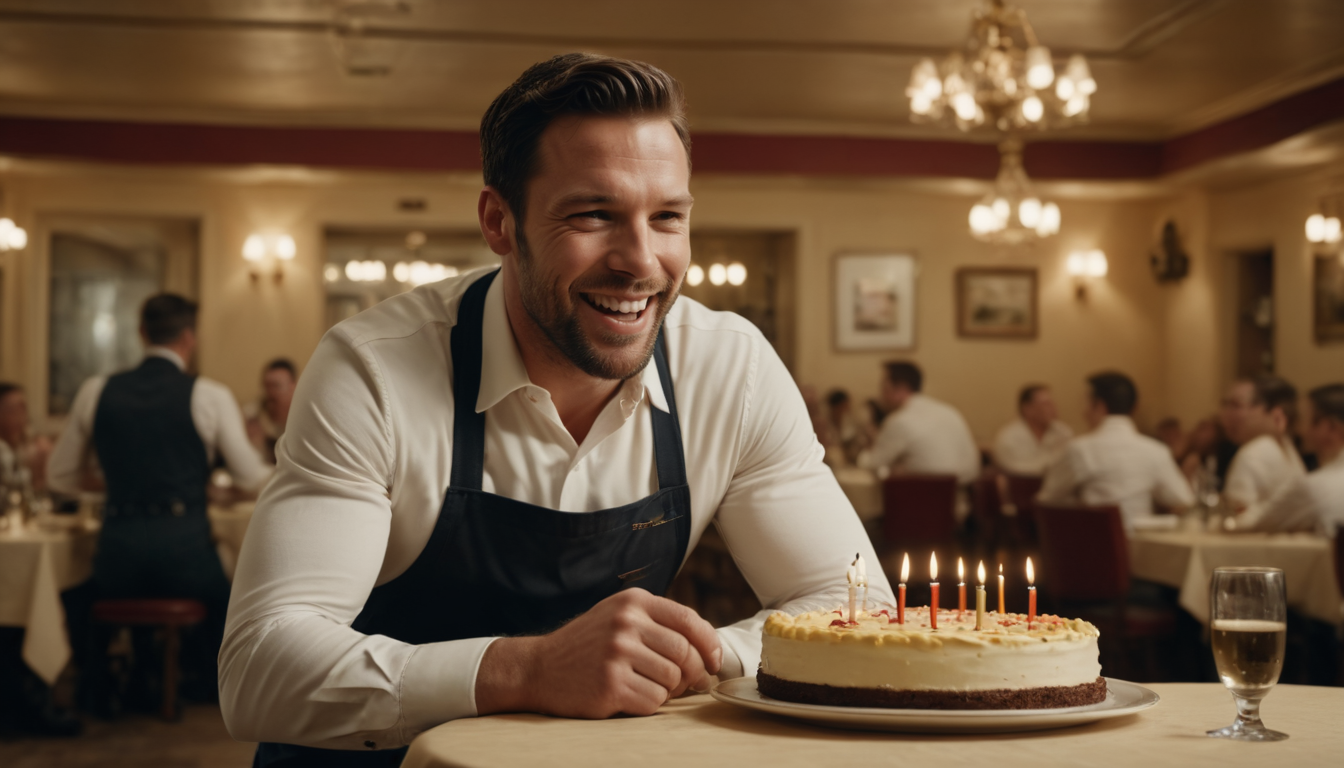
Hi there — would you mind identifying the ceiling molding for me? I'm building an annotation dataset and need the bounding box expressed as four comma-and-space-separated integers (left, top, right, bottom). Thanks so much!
1, 76, 1340, 182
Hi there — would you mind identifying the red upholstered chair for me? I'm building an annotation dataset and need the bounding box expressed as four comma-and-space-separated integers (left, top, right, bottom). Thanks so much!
92, 599, 207, 721
1034, 504, 1177, 681
881, 474, 959, 569
1335, 525, 1344, 685
1003, 474, 1045, 545
970, 474, 1006, 555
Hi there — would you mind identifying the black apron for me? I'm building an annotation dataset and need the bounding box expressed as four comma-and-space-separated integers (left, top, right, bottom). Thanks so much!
255, 270, 692, 767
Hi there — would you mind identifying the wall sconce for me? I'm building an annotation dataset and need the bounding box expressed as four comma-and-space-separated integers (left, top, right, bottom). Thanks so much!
1066, 249, 1108, 300
686, 261, 747, 288
1306, 213, 1342, 252
243, 232, 296, 283
0, 217, 28, 251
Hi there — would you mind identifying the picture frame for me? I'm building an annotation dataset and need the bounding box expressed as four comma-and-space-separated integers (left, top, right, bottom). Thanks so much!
1314, 255, 1344, 343
955, 267, 1038, 339
833, 253, 917, 351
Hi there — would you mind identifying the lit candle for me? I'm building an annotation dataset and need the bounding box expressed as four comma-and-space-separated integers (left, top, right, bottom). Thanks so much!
898, 553, 909, 625
975, 561, 987, 631
998, 563, 1005, 614
957, 557, 966, 616
1027, 557, 1037, 629
846, 560, 857, 624
929, 552, 940, 630
856, 553, 869, 613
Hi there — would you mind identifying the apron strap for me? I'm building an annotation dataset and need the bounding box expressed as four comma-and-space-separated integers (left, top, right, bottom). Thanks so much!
448, 269, 686, 492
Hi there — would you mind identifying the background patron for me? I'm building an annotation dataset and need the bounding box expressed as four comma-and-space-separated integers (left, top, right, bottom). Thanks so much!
992, 384, 1073, 476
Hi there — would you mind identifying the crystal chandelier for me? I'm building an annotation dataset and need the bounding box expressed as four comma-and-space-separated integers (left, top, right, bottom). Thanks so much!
968, 139, 1060, 246
906, 0, 1096, 133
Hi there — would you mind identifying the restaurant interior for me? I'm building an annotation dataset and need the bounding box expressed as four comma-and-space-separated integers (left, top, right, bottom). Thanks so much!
1, 1, 1343, 766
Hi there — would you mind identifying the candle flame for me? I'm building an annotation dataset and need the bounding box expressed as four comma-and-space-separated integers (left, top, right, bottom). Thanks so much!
1026, 556, 1035, 585
977, 561, 986, 583
930, 552, 938, 581
957, 557, 964, 581
999, 563, 1003, 574
900, 553, 910, 583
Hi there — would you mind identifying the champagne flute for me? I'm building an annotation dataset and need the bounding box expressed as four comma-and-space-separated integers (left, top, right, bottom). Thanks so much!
1207, 567, 1288, 741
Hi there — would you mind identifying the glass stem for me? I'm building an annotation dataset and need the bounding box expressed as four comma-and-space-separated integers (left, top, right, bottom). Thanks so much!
1233, 694, 1265, 730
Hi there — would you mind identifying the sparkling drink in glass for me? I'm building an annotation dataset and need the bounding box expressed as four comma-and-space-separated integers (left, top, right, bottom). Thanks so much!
1207, 567, 1287, 741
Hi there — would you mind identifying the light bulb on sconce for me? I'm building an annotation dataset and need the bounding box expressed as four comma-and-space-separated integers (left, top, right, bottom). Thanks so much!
1066, 249, 1108, 300
0, 218, 29, 251
242, 231, 297, 284
1306, 212, 1342, 257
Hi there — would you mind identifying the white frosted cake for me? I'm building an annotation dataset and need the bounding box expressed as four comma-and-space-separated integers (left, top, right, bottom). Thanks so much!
758, 607, 1105, 709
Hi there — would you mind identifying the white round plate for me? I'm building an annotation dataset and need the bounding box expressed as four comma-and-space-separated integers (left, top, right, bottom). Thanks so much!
710, 677, 1159, 734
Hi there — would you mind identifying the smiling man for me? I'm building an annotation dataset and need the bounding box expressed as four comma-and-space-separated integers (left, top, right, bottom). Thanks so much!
220, 54, 888, 767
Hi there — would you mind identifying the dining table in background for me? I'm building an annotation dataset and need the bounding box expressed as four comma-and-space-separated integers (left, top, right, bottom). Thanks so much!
403, 683, 1342, 768
833, 466, 882, 522
1129, 529, 1343, 625
0, 519, 98, 685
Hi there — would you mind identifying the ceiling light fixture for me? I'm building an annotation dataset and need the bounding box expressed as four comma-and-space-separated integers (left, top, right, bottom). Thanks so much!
968, 139, 1060, 245
907, 0, 1095, 132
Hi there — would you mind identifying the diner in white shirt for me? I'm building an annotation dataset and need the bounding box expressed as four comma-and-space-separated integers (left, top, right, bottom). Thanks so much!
46, 346, 272, 496
859, 362, 980, 484
1219, 375, 1305, 511
1037, 372, 1194, 531
992, 384, 1074, 476
220, 54, 889, 760
1245, 383, 1344, 534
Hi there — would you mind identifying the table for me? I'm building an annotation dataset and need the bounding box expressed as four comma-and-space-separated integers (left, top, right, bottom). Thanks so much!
833, 467, 881, 522
0, 522, 98, 685
403, 684, 1342, 768
208, 501, 255, 580
1130, 530, 1343, 625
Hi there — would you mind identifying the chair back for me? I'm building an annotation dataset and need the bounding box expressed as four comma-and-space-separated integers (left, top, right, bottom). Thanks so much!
1335, 524, 1344, 600
882, 474, 959, 553
970, 474, 1003, 523
1004, 474, 1044, 512
1034, 504, 1130, 603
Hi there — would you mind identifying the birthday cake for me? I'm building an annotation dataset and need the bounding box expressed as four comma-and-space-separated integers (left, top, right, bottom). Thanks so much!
757, 607, 1106, 710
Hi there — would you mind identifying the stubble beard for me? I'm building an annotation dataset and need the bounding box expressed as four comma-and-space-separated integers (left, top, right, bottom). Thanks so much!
514, 230, 680, 381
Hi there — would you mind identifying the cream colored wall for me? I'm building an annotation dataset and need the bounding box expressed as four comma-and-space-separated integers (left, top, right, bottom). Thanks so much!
691, 176, 1176, 444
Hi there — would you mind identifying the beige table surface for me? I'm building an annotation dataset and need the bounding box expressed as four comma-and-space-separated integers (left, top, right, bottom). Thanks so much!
1130, 530, 1343, 625
404, 683, 1342, 768
833, 466, 881, 522
208, 501, 255, 580
0, 522, 98, 684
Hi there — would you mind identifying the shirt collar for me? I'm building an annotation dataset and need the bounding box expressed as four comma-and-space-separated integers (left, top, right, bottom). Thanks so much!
145, 346, 185, 371
1099, 414, 1137, 433
473, 274, 670, 415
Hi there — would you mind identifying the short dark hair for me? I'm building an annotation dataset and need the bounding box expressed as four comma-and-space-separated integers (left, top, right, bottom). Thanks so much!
264, 358, 297, 379
1018, 384, 1047, 411
1087, 371, 1137, 416
883, 361, 923, 392
141, 294, 198, 346
479, 53, 691, 225
825, 389, 850, 408
1309, 384, 1344, 424
1249, 375, 1298, 426
0, 382, 20, 402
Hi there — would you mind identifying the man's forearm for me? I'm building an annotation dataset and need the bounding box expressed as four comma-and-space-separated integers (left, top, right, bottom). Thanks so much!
474, 636, 541, 715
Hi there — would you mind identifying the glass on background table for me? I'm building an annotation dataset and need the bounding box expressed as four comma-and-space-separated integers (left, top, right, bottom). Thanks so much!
1207, 566, 1288, 742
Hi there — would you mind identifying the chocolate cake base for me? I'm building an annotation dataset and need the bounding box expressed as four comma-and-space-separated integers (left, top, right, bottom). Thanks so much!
757, 671, 1107, 710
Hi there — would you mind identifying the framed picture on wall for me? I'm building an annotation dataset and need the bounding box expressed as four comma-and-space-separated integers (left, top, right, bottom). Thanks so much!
833, 253, 917, 351
955, 267, 1038, 339
1314, 255, 1344, 343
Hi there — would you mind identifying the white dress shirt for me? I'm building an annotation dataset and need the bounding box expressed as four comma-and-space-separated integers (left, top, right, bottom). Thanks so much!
219, 268, 890, 750
1244, 450, 1344, 534
1223, 434, 1307, 511
861, 393, 980, 483
1036, 415, 1194, 532
992, 418, 1074, 476
46, 347, 273, 496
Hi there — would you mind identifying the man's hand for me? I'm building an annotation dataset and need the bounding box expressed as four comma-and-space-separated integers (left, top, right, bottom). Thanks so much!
475, 588, 721, 718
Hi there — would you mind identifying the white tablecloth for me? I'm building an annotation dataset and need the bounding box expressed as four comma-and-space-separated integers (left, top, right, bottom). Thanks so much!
1130, 530, 1343, 625
833, 467, 881, 522
0, 522, 98, 684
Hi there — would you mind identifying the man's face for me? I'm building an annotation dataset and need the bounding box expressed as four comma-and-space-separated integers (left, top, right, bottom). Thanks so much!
262, 369, 296, 405
0, 390, 28, 439
510, 115, 693, 381
1219, 381, 1264, 444
879, 376, 910, 411
1021, 388, 1057, 428
1304, 406, 1344, 459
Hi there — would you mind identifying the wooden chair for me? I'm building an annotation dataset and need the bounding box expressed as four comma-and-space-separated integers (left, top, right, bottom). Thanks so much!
1003, 473, 1045, 546
881, 474, 959, 572
91, 599, 207, 721
1034, 504, 1177, 681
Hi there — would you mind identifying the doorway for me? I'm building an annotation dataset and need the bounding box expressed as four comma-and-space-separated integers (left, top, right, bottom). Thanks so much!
1233, 249, 1273, 378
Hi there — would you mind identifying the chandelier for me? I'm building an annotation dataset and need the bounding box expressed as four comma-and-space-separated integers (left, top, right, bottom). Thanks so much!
968, 139, 1060, 245
906, 0, 1096, 132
